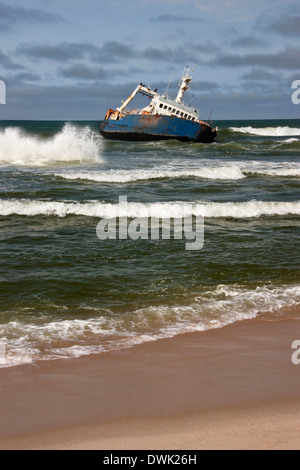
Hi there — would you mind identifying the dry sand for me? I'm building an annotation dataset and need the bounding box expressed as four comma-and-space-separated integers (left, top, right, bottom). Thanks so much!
0, 318, 299, 450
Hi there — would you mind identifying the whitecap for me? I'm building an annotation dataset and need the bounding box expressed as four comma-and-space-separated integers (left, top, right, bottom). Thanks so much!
0, 123, 103, 166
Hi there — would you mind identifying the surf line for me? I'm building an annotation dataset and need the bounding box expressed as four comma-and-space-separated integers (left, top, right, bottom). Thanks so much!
96, 196, 204, 251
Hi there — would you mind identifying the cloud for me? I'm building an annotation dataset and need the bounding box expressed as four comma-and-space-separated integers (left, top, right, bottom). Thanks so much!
17, 41, 135, 64
150, 14, 203, 23
230, 35, 266, 48
142, 47, 171, 62
142, 46, 199, 64
3, 75, 297, 121
17, 39, 217, 68
14, 72, 40, 82
0, 1, 65, 33
142, 41, 217, 65
240, 68, 274, 81
1, 71, 41, 87
0, 49, 24, 70
1, 80, 140, 120
59, 64, 108, 80
270, 15, 300, 37
94, 41, 135, 63
195, 0, 296, 23
17, 42, 99, 62
213, 46, 300, 70
192, 80, 221, 91
196, 0, 239, 12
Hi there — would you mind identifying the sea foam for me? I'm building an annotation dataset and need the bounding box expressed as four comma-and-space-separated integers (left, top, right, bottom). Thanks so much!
230, 126, 300, 137
53, 165, 245, 183
0, 199, 299, 219
247, 168, 300, 178
1, 283, 299, 366
0, 124, 103, 166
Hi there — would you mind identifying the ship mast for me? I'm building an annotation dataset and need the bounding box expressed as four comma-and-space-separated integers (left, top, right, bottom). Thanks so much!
175, 66, 193, 104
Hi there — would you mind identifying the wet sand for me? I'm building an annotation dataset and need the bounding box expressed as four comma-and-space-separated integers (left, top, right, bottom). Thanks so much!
0, 318, 299, 450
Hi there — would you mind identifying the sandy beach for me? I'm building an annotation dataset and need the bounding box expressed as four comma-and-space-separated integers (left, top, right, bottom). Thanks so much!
0, 317, 299, 450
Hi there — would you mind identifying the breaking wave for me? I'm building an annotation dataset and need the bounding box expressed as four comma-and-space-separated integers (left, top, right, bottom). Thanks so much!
230, 126, 300, 137
53, 165, 300, 183
54, 165, 245, 183
1, 283, 300, 367
0, 124, 103, 166
0, 199, 299, 219
246, 168, 300, 178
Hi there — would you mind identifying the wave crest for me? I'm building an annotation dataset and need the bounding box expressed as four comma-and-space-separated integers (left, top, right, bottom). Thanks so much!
1, 284, 299, 366
0, 123, 103, 166
230, 126, 300, 137
54, 165, 245, 183
0, 199, 299, 219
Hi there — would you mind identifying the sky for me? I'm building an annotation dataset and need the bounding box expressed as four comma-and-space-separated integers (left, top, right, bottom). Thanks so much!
0, 0, 299, 120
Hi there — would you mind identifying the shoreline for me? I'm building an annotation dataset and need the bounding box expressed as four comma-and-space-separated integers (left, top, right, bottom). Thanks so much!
0, 317, 299, 450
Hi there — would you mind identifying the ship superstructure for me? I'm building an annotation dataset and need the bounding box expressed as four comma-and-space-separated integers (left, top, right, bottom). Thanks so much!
100, 68, 217, 143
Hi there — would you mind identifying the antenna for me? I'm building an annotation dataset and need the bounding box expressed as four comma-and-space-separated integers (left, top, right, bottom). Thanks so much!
208, 106, 214, 125
175, 66, 194, 104
165, 71, 175, 97
178, 65, 194, 86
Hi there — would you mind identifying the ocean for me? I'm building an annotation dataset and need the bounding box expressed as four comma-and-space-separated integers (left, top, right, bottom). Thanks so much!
0, 119, 299, 367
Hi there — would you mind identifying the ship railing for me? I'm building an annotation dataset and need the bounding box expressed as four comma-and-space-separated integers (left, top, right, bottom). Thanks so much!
122, 108, 143, 115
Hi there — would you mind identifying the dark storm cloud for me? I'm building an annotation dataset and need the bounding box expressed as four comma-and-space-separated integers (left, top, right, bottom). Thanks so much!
187, 80, 220, 91
94, 41, 135, 62
142, 42, 215, 65
213, 46, 300, 70
270, 15, 300, 37
16, 37, 220, 70
14, 72, 40, 82
230, 35, 266, 48
59, 64, 109, 80
17, 42, 100, 62
150, 14, 203, 23
240, 68, 274, 81
17, 41, 135, 64
142, 47, 171, 61
2, 80, 140, 120
1, 71, 40, 87
3, 75, 296, 121
0, 2, 65, 32
0, 49, 24, 70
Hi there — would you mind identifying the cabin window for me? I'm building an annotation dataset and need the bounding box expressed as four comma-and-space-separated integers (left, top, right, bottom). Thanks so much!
184, 114, 188, 118
172, 109, 176, 113
168, 107, 172, 111
164, 105, 168, 109
176, 110, 180, 115
159, 104, 163, 108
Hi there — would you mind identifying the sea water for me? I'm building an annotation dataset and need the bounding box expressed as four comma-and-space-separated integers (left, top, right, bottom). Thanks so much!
0, 119, 299, 366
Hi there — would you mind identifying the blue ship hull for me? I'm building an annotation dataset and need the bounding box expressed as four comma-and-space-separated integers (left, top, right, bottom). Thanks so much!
99, 114, 217, 143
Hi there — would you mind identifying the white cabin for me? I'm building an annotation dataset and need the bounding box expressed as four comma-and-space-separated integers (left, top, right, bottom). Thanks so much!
108, 67, 201, 122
